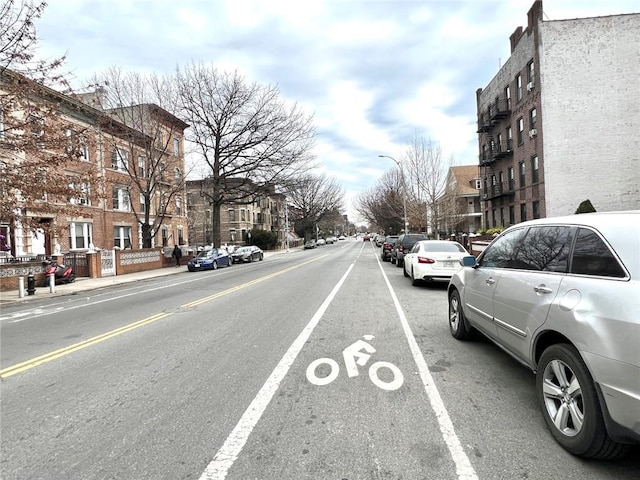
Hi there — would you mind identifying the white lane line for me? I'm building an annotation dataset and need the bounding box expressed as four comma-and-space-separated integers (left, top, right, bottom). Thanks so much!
376, 255, 478, 480
199, 262, 356, 480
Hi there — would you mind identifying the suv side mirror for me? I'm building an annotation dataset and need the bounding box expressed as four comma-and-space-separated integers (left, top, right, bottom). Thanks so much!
460, 256, 477, 267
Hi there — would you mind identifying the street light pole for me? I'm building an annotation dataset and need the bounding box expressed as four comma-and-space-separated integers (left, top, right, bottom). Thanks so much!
379, 155, 409, 234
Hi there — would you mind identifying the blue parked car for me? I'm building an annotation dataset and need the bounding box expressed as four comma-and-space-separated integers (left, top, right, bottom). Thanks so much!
187, 248, 232, 271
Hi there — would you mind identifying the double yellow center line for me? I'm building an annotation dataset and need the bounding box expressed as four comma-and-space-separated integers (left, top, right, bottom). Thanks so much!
1, 255, 325, 378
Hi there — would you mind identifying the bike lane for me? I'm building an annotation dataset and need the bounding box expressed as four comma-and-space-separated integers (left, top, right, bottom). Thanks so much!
202, 243, 477, 480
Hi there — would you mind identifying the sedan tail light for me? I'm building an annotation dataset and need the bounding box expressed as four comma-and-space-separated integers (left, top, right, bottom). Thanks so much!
417, 256, 435, 264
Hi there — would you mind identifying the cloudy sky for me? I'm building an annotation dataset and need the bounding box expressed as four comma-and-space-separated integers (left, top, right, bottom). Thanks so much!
34, 0, 637, 222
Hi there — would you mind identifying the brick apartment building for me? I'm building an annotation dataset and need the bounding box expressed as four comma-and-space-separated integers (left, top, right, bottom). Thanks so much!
186, 179, 287, 248
476, 0, 640, 230
1, 70, 189, 257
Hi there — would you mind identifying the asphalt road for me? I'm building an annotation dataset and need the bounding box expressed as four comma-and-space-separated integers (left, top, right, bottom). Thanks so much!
1, 239, 638, 479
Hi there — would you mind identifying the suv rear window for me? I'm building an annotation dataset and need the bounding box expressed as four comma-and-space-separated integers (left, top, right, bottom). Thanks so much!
570, 228, 626, 278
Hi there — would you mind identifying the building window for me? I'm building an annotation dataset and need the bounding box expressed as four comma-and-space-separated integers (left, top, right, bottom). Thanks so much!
175, 168, 181, 182
28, 114, 44, 137
138, 155, 146, 178
506, 126, 513, 150
79, 144, 89, 161
111, 148, 128, 171
527, 60, 535, 87
228, 209, 236, 222
520, 203, 527, 222
178, 227, 184, 245
500, 207, 505, 227
504, 85, 511, 110
140, 194, 147, 213
69, 182, 90, 205
516, 74, 522, 101
173, 138, 180, 157
161, 227, 168, 247
492, 209, 497, 227
156, 133, 163, 149
241, 209, 246, 221
176, 196, 182, 215
533, 201, 540, 219
509, 206, 515, 226
68, 222, 92, 250
531, 156, 539, 183
508, 167, 515, 190
519, 161, 526, 187
529, 108, 537, 129
517, 118, 524, 145
112, 186, 130, 211
114, 226, 132, 249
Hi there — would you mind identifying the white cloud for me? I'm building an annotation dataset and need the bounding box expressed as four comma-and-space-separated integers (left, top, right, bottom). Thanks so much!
32, 0, 640, 225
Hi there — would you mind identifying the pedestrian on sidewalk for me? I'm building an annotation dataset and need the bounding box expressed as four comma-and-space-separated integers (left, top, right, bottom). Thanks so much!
172, 245, 183, 267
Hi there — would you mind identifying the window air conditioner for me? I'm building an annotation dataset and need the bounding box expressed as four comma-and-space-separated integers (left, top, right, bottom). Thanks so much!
529, 128, 537, 138
475, 179, 482, 189
526, 82, 534, 91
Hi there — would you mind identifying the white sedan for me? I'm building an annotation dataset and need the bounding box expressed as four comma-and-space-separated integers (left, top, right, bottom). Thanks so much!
403, 240, 468, 286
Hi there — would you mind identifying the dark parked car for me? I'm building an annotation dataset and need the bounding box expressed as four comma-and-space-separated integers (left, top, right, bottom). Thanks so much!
231, 245, 264, 263
187, 248, 232, 271
380, 235, 399, 261
391, 233, 428, 267
448, 211, 640, 459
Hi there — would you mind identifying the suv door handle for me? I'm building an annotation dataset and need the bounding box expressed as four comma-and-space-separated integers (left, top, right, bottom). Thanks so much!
534, 285, 553, 294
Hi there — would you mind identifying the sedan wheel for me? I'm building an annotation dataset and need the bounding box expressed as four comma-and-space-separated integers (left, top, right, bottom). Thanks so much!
212, 261, 218, 270
536, 344, 628, 459
259, 254, 263, 261
448, 289, 472, 340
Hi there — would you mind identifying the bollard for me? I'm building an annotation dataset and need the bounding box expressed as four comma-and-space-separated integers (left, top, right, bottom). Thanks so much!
49, 271, 55, 293
27, 273, 36, 295
18, 276, 25, 298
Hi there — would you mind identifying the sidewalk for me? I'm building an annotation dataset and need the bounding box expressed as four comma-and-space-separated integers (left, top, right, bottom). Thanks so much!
0, 248, 300, 306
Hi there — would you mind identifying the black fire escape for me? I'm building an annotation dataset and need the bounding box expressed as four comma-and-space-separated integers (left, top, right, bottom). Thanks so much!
477, 97, 515, 201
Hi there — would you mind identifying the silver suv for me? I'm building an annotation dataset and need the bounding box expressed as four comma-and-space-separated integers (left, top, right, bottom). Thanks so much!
448, 211, 639, 459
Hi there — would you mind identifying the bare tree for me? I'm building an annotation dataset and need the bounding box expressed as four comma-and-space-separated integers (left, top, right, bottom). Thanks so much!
404, 135, 453, 237
88, 68, 190, 247
1, 1, 99, 249
354, 169, 404, 234
286, 173, 344, 241
174, 64, 316, 247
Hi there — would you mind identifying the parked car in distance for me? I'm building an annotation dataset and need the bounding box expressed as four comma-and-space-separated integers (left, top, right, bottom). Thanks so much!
187, 248, 232, 271
363, 234, 371, 241
380, 235, 399, 261
316, 238, 326, 246
338, 235, 346, 240
391, 233, 428, 267
375, 235, 385, 247
403, 240, 468, 285
448, 211, 640, 459
231, 245, 264, 263
304, 239, 317, 249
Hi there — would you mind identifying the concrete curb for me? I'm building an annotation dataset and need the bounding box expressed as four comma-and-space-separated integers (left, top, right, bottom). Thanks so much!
1, 248, 303, 305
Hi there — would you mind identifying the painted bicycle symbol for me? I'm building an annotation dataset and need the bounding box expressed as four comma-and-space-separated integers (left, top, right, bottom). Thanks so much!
305, 335, 404, 391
